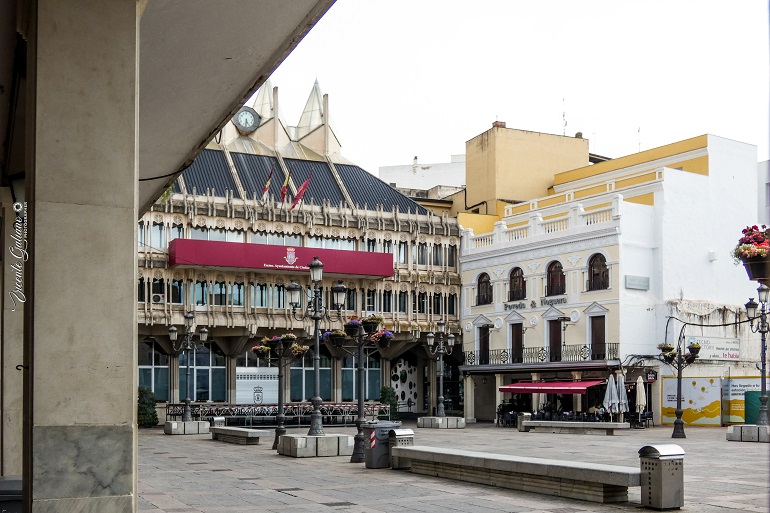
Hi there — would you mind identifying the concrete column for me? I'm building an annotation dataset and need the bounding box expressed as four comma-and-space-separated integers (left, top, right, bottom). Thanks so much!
1, 189, 24, 475
26, 1, 138, 511
332, 356, 342, 403
531, 372, 541, 411
463, 374, 476, 422
571, 370, 583, 412
427, 359, 437, 415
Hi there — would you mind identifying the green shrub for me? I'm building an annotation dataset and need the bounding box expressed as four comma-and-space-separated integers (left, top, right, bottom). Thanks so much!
138, 387, 159, 428
379, 386, 399, 420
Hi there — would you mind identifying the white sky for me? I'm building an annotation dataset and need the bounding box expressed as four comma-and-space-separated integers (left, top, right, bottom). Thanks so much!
266, 0, 769, 175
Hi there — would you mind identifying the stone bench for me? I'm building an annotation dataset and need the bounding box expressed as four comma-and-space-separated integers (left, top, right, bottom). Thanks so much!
210, 427, 270, 445
277, 434, 354, 458
726, 424, 770, 442
523, 420, 630, 435
417, 416, 465, 429
390, 446, 640, 503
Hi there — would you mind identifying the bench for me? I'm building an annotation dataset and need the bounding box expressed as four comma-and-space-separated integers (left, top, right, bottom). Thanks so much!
390, 446, 640, 503
210, 427, 270, 445
523, 420, 630, 435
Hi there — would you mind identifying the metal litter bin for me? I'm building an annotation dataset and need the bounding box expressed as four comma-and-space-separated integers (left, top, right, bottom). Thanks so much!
517, 412, 531, 432
363, 420, 401, 469
211, 416, 226, 427
638, 444, 685, 510
0, 475, 22, 513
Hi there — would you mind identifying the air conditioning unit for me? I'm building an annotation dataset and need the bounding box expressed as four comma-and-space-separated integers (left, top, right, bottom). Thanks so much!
151, 293, 165, 304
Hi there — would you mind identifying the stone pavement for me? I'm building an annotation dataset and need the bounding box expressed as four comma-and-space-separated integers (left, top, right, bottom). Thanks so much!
139, 421, 769, 513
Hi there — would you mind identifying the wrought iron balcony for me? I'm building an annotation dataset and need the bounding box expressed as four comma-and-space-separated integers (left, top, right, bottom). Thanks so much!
463, 343, 619, 366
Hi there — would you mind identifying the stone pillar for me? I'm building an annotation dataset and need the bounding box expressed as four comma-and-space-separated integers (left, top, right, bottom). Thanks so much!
332, 356, 342, 403
531, 372, 541, 411
427, 359, 437, 415
26, 2, 138, 511
571, 370, 583, 412
463, 374, 476, 422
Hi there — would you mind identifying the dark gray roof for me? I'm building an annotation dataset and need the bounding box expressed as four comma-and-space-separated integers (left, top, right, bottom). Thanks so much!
230, 152, 284, 200
174, 150, 428, 215
336, 164, 428, 215
181, 149, 237, 195
284, 158, 347, 206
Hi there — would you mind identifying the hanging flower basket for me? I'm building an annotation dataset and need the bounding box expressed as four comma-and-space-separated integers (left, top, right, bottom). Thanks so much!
370, 329, 393, 347
687, 344, 700, 355
743, 257, 770, 282
734, 225, 770, 282
323, 329, 347, 347
345, 316, 362, 336
251, 344, 271, 355
281, 333, 298, 343
657, 343, 675, 353
362, 321, 379, 334
289, 343, 310, 357
663, 351, 677, 364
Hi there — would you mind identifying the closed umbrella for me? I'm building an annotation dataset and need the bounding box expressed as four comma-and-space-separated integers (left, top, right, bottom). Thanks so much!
617, 374, 629, 416
602, 375, 619, 421
636, 375, 647, 427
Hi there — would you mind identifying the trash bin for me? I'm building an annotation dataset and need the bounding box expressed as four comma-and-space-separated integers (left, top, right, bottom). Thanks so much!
389, 428, 414, 447
211, 416, 226, 427
517, 412, 531, 432
0, 475, 22, 513
638, 444, 685, 510
363, 420, 401, 469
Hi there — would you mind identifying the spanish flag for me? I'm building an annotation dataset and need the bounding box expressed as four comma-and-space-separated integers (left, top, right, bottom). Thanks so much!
280, 168, 291, 202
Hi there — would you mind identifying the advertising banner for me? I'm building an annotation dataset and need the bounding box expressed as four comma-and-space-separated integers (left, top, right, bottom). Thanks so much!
685, 336, 740, 361
721, 377, 770, 424
661, 376, 721, 426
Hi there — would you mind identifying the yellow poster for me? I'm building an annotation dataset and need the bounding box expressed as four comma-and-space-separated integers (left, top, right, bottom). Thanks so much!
661, 377, 721, 426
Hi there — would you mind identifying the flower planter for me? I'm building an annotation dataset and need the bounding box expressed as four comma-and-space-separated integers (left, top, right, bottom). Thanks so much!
344, 324, 360, 337
743, 257, 770, 282
663, 352, 677, 364
687, 345, 700, 355
330, 335, 345, 347
378, 336, 392, 348
362, 321, 379, 334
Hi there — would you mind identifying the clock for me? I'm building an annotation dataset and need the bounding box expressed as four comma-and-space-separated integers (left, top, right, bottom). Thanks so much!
232, 106, 260, 133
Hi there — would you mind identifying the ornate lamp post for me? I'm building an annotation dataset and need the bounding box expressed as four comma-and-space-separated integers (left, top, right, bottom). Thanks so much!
286, 257, 346, 436
425, 321, 455, 417
745, 284, 769, 426
168, 312, 208, 423
656, 328, 698, 438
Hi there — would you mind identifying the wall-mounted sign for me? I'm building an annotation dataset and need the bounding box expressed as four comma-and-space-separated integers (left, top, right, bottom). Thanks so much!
646, 370, 657, 382
625, 275, 650, 290
686, 336, 740, 361
504, 302, 527, 311
540, 296, 567, 307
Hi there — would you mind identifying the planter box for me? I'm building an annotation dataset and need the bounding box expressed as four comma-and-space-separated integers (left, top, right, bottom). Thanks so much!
744, 258, 770, 282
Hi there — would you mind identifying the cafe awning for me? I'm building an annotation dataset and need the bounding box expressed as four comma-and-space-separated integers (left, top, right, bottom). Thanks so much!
499, 380, 605, 395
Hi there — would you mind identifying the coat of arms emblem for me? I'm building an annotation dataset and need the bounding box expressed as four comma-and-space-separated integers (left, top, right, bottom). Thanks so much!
253, 386, 263, 404
284, 247, 298, 265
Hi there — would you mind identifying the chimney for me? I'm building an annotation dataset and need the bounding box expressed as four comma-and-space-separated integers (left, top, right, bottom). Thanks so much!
492, 121, 506, 128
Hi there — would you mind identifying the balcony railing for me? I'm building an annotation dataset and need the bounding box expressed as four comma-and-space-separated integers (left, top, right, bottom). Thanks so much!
464, 343, 619, 366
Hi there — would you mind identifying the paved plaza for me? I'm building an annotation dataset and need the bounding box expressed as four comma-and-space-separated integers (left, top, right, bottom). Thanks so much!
139, 421, 769, 513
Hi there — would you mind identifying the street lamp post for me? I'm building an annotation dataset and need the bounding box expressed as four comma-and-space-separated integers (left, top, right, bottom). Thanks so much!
286, 257, 346, 437
745, 284, 769, 426
168, 312, 208, 423
656, 327, 697, 439
425, 321, 455, 417
350, 326, 370, 463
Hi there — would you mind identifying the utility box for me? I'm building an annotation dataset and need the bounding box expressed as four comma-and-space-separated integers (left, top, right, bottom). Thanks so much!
211, 416, 226, 427
363, 421, 401, 469
638, 444, 685, 510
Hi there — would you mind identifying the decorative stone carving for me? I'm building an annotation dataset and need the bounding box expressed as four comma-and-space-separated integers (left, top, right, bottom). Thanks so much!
419, 235, 426, 242
449, 286, 456, 294
399, 283, 408, 292
195, 216, 206, 227
153, 214, 163, 224
527, 262, 541, 272
257, 221, 267, 232
331, 228, 340, 237
384, 283, 392, 291
197, 273, 206, 282
153, 270, 163, 279
419, 285, 426, 293
434, 236, 441, 244
215, 218, 225, 229
234, 274, 243, 281
567, 254, 581, 267
173, 272, 182, 280
216, 274, 225, 282
138, 270, 143, 278
292, 225, 302, 234
276, 223, 284, 233
493, 268, 504, 277
449, 237, 456, 245
348, 229, 356, 239
235, 220, 243, 230
399, 234, 407, 242
173, 214, 183, 224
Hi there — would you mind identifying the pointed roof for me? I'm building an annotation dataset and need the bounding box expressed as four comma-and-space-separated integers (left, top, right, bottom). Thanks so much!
251, 78, 274, 123
296, 79, 324, 140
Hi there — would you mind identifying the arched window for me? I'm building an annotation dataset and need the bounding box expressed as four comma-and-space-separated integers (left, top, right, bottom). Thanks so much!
477, 273, 492, 305
546, 261, 565, 296
588, 254, 609, 291
509, 267, 526, 301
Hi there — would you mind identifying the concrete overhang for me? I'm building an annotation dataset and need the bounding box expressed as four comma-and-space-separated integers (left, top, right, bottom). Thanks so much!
0, 0, 336, 213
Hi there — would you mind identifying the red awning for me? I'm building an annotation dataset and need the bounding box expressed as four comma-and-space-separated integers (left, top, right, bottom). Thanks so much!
498, 380, 605, 395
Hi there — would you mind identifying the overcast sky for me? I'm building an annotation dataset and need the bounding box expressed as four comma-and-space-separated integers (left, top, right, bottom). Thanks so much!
265, 1, 769, 175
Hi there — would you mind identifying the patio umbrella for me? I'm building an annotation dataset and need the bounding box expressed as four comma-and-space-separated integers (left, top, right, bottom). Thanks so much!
617, 374, 629, 415
602, 375, 619, 421
635, 375, 647, 426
